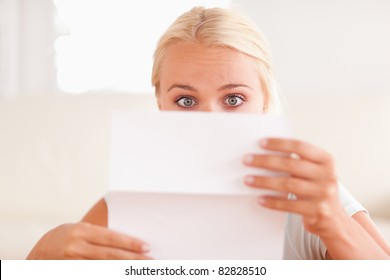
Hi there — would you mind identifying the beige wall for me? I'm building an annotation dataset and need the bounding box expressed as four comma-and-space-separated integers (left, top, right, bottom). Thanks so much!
233, 0, 390, 96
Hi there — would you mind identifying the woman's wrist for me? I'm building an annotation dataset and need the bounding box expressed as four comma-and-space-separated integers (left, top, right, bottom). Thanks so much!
320, 213, 388, 259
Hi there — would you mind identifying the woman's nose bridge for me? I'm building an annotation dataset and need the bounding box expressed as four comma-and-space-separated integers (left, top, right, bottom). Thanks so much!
201, 103, 221, 112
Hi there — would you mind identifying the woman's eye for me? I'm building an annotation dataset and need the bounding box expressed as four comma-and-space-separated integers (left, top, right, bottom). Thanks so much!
224, 95, 244, 107
176, 97, 197, 108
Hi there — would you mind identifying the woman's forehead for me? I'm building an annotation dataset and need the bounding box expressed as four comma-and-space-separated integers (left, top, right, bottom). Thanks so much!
163, 42, 244, 64
160, 42, 260, 87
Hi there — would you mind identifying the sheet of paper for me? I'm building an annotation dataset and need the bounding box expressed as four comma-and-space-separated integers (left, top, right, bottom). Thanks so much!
108, 111, 291, 259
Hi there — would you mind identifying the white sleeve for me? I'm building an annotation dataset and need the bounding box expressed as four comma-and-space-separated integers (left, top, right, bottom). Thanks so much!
282, 182, 367, 259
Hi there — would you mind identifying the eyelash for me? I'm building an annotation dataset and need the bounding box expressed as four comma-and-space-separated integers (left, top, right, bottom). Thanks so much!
175, 95, 198, 109
174, 94, 247, 109
224, 94, 246, 107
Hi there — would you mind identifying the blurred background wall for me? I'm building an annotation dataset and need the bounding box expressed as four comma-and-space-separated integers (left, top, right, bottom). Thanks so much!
1, 0, 389, 97
233, 0, 390, 96
0, 0, 389, 259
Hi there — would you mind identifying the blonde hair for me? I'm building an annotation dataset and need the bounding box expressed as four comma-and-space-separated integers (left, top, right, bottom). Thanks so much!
152, 6, 282, 114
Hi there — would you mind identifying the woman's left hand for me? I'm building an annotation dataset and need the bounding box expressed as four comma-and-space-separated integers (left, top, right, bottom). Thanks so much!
243, 138, 350, 240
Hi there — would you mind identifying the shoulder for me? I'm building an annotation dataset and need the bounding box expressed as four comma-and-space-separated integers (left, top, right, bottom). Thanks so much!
81, 198, 108, 227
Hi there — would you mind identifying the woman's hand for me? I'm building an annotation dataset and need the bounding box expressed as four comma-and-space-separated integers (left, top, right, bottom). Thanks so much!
26, 223, 152, 260
243, 138, 349, 239
243, 137, 390, 259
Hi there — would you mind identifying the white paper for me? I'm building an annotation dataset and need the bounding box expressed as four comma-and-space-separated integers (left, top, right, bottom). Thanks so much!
108, 111, 291, 259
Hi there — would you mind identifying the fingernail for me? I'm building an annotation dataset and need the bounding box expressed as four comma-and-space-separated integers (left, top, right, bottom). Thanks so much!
245, 176, 254, 185
258, 197, 266, 205
141, 244, 150, 252
243, 155, 254, 165
260, 139, 268, 147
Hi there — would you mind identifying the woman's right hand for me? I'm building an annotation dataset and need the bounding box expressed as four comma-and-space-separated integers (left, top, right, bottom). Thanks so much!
26, 222, 152, 260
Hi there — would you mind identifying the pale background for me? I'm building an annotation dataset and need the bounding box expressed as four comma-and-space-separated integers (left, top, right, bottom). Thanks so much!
0, 0, 389, 259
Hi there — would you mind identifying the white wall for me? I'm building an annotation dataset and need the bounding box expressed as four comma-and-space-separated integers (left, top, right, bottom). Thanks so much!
233, 0, 390, 96
0, 0, 57, 96
4, 0, 389, 96
0, 0, 231, 96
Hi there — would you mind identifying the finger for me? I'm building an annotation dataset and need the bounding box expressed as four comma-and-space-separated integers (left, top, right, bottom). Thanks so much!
243, 154, 323, 180
79, 241, 154, 260
80, 223, 150, 254
260, 138, 333, 165
258, 195, 317, 216
244, 175, 322, 199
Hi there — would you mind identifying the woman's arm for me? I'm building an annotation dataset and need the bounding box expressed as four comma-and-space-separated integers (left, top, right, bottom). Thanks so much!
82, 198, 108, 226
352, 211, 390, 256
26, 198, 151, 259
244, 138, 390, 259
324, 211, 390, 259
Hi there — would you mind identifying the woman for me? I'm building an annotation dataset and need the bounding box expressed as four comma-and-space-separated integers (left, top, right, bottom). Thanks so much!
27, 6, 390, 260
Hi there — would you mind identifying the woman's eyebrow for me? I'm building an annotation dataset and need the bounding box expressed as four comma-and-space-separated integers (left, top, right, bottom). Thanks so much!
218, 84, 252, 91
167, 83, 252, 92
167, 84, 198, 92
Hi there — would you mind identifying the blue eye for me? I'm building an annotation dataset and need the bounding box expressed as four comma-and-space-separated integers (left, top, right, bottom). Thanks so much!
224, 95, 244, 107
176, 96, 197, 108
